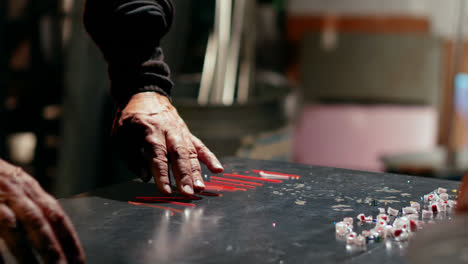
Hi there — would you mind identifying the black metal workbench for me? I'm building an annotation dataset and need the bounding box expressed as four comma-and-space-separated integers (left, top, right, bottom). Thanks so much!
59, 158, 460, 264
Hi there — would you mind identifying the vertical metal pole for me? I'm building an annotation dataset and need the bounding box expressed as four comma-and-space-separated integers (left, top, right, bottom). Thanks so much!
210, 0, 232, 104
237, 0, 256, 104
222, 0, 247, 105
198, 34, 218, 105
447, 0, 466, 168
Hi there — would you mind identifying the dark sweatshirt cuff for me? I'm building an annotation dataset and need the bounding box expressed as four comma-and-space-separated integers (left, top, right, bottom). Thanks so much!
83, 0, 174, 106
108, 46, 174, 106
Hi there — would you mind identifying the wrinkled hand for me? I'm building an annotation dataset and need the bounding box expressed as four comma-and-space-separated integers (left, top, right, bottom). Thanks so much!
457, 173, 468, 213
113, 92, 224, 196
0, 159, 85, 263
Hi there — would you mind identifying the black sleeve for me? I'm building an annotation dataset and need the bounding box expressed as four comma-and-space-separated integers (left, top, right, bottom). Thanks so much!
83, 0, 174, 106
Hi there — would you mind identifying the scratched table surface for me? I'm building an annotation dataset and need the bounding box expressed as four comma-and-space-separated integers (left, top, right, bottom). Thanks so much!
59, 157, 460, 264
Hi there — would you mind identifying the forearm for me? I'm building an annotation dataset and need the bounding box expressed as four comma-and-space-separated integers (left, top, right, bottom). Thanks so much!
83, 0, 174, 106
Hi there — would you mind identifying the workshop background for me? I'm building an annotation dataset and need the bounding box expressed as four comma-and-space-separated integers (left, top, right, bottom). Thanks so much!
2, 0, 468, 197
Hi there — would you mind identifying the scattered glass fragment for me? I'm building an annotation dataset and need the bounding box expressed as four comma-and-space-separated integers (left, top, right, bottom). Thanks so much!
410, 202, 420, 212
343, 217, 353, 225
393, 217, 409, 230
422, 209, 433, 219
409, 220, 423, 232
387, 207, 399, 216
346, 232, 357, 245
448, 200, 457, 208
438, 202, 447, 212
437, 187, 447, 194
376, 214, 389, 223
402, 207, 417, 215
335, 221, 350, 236
355, 235, 366, 247
439, 193, 449, 201
407, 214, 419, 221
357, 213, 373, 222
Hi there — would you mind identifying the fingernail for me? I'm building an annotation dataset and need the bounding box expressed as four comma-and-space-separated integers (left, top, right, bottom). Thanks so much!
215, 163, 224, 170
183, 185, 194, 195
163, 184, 172, 194
195, 180, 205, 188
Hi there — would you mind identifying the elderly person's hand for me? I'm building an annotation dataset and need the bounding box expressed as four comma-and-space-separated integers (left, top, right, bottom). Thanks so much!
113, 92, 224, 196
457, 173, 468, 213
0, 159, 85, 263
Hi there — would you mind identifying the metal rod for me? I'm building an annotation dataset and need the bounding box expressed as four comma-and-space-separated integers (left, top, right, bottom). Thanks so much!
210, 0, 232, 104
447, 0, 466, 168
198, 34, 218, 105
222, 0, 247, 105
237, 0, 256, 104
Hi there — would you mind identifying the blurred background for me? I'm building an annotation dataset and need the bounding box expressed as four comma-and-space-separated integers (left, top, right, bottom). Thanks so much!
3, 0, 468, 197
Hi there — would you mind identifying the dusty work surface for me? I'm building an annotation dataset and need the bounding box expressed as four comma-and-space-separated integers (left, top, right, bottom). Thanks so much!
59, 157, 460, 264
